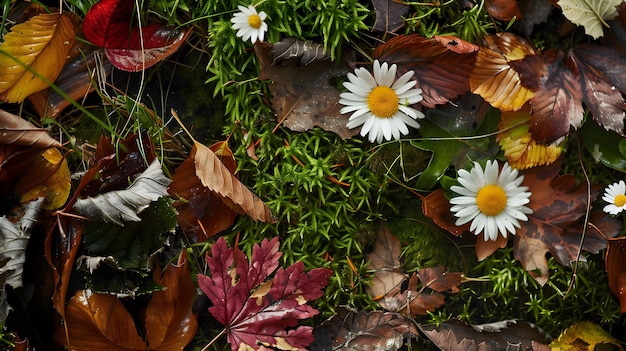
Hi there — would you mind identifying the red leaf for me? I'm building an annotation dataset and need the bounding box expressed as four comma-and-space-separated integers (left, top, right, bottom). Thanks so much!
82, 0, 191, 71
373, 34, 478, 108
422, 188, 470, 236
197, 237, 332, 351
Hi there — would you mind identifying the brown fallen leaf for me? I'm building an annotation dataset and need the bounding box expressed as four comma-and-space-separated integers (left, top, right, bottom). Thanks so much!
55, 251, 198, 350
0, 13, 74, 102
255, 40, 359, 139
371, 0, 410, 33
0, 109, 61, 148
605, 236, 626, 313
311, 308, 420, 351
419, 319, 550, 351
365, 223, 408, 299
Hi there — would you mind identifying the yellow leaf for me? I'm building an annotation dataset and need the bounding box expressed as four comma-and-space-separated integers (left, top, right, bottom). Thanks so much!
550, 321, 623, 351
497, 107, 563, 169
0, 13, 74, 102
20, 148, 71, 210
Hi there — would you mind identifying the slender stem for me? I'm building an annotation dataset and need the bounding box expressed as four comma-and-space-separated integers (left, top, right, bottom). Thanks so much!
201, 328, 227, 351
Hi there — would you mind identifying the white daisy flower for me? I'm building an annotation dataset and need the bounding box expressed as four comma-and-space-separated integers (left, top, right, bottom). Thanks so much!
339, 60, 425, 143
602, 180, 626, 215
230, 5, 268, 44
449, 160, 533, 242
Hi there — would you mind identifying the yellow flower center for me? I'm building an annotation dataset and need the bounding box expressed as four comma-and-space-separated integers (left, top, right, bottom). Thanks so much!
615, 194, 626, 207
248, 14, 262, 29
476, 185, 508, 216
367, 86, 399, 118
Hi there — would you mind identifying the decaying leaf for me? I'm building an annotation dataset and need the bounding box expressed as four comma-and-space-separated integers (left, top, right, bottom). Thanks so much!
271, 37, 330, 65
549, 321, 623, 351
255, 40, 359, 139
0, 13, 74, 102
366, 223, 462, 317
366, 223, 408, 300
514, 163, 621, 285
311, 308, 420, 351
373, 34, 478, 108
371, 0, 410, 33
197, 237, 332, 351
18, 148, 71, 210
557, 0, 622, 39
82, 0, 191, 71
470, 33, 536, 111
56, 251, 198, 350
0, 109, 61, 148
0, 199, 42, 288
419, 319, 550, 351
605, 236, 626, 313
74, 159, 171, 225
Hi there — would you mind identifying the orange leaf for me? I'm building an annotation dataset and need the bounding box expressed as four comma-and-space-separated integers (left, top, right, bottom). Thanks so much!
193, 141, 276, 223
19, 148, 71, 210
0, 13, 74, 102
56, 251, 198, 350
422, 189, 470, 236
470, 33, 535, 111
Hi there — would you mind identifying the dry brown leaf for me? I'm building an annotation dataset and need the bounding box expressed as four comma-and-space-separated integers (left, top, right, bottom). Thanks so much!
19, 148, 71, 210
193, 141, 276, 223
0, 13, 74, 102
0, 109, 61, 148
366, 223, 408, 299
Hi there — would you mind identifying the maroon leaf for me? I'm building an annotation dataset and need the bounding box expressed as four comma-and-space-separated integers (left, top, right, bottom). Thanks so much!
374, 34, 478, 108
311, 308, 420, 351
82, 0, 191, 71
197, 237, 332, 351
606, 237, 626, 312
371, 0, 409, 33
511, 50, 584, 143
418, 319, 550, 351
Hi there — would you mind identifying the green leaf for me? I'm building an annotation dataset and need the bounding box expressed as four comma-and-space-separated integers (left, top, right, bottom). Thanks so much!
80, 197, 176, 297
557, 0, 622, 39
411, 100, 499, 190
579, 119, 626, 172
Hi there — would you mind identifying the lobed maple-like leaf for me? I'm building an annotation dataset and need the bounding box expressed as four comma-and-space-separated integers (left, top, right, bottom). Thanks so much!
255, 40, 359, 139
82, 0, 191, 71
470, 33, 536, 112
197, 237, 332, 351
373, 34, 478, 108
557, 0, 622, 39
311, 308, 420, 351
0, 13, 74, 102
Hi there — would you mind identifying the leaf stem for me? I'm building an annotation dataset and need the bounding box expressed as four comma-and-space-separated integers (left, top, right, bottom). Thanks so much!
201, 328, 227, 351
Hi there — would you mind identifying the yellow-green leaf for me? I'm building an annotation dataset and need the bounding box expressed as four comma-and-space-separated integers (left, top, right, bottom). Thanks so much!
550, 321, 624, 351
0, 13, 74, 102
557, 0, 622, 39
